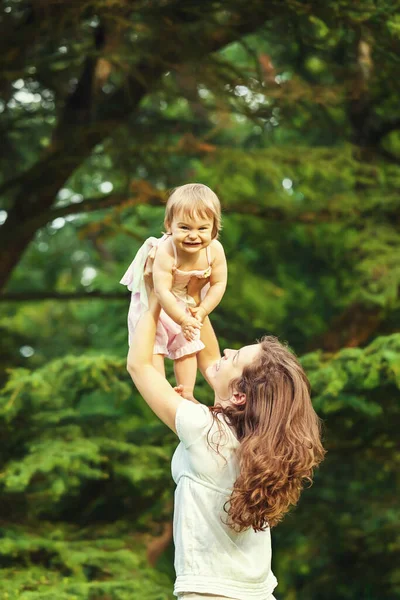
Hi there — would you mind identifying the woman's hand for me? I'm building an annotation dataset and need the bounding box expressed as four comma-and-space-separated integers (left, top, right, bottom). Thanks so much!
143, 245, 157, 285
143, 257, 155, 297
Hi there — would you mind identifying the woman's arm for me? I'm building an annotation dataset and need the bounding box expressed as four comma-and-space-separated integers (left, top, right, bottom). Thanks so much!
186, 275, 222, 382
196, 241, 227, 320
196, 316, 222, 384
126, 293, 184, 433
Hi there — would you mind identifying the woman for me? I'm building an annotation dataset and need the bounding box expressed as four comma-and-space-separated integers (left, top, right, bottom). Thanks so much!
127, 284, 325, 600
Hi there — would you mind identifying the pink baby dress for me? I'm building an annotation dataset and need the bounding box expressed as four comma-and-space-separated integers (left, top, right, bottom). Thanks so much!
120, 234, 211, 360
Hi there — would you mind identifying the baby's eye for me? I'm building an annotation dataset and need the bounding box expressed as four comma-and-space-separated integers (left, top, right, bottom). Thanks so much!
180, 226, 189, 230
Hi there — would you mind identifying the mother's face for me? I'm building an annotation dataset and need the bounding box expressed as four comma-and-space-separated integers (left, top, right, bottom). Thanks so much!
206, 344, 261, 407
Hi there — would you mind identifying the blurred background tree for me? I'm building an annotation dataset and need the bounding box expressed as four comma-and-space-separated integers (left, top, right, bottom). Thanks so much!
1, 0, 399, 598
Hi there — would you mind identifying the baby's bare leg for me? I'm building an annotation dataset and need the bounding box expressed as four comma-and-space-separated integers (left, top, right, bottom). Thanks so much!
174, 353, 197, 401
152, 354, 166, 377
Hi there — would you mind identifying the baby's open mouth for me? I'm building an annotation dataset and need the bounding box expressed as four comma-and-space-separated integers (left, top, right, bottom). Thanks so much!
184, 241, 201, 245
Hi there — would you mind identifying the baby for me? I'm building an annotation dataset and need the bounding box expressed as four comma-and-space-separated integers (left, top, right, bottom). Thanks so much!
120, 183, 227, 401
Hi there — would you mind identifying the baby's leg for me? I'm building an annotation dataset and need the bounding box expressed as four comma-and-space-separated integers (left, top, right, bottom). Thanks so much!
152, 354, 166, 377
174, 353, 197, 401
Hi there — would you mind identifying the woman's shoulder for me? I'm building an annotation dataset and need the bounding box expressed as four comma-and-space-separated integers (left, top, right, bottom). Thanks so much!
177, 400, 211, 424
176, 401, 238, 450
175, 401, 213, 448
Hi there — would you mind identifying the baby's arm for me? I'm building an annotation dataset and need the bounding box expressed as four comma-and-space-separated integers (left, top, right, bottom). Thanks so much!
153, 243, 201, 339
195, 240, 227, 322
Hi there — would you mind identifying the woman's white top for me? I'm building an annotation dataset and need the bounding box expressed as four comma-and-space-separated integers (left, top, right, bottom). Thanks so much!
171, 400, 278, 600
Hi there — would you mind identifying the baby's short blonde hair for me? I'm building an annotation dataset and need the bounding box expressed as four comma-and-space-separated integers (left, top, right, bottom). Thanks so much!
164, 183, 221, 239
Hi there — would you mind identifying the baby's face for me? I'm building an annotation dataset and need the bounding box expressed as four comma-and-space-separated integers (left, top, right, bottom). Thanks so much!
168, 211, 214, 254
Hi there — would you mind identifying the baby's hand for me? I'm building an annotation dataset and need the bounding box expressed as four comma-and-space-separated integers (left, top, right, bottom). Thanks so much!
189, 306, 207, 323
181, 316, 202, 341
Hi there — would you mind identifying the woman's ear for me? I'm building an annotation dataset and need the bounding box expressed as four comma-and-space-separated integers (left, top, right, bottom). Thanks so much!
232, 391, 246, 406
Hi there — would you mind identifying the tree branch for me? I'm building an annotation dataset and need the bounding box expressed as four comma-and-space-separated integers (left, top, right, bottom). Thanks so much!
30, 196, 333, 228
307, 303, 384, 352
21, 190, 165, 233
20, 189, 400, 235
36, 194, 136, 226
0, 3, 316, 292
0, 291, 127, 302
370, 117, 400, 144
0, 168, 38, 196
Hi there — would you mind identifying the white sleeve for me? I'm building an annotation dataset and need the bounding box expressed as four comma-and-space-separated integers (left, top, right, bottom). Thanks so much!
175, 400, 213, 449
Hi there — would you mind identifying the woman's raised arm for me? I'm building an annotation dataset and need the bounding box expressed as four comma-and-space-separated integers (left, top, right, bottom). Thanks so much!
186, 276, 222, 384
126, 293, 184, 433
196, 316, 221, 384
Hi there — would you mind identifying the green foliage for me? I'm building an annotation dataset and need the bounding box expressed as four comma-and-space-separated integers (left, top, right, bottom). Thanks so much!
2, 0, 400, 598
0, 355, 176, 510
0, 354, 179, 598
0, 523, 173, 599
1, 336, 399, 598
275, 334, 400, 600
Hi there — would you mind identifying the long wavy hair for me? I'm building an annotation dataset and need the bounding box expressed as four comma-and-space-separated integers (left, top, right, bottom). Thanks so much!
210, 336, 325, 532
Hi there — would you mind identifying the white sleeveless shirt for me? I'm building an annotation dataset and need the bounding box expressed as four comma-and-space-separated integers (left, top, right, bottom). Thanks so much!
171, 400, 278, 599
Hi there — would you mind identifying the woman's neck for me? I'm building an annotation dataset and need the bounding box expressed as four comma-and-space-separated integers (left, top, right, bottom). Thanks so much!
213, 392, 229, 407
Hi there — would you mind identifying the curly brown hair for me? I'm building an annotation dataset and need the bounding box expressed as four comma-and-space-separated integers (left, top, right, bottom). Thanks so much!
210, 336, 325, 532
